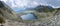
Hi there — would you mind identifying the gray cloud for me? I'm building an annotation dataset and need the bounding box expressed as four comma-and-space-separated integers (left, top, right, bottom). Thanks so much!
1, 0, 60, 8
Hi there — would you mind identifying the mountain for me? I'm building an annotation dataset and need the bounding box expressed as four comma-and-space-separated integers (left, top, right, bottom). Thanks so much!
34, 5, 55, 12
1, 1, 60, 26
26, 5, 55, 12
12, 7, 26, 13
0, 1, 4, 8
0, 1, 18, 21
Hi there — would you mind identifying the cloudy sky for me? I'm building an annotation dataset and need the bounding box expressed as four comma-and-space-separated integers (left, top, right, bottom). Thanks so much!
0, 0, 60, 12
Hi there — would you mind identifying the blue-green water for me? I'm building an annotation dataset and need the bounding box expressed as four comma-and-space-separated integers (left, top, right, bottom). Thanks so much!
21, 14, 38, 20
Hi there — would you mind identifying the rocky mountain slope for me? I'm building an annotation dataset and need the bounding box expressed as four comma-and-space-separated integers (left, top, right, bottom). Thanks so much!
0, 1, 60, 26
0, 1, 18, 22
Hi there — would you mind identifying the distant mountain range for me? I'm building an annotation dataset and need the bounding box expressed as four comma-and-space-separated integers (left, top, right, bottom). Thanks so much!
25, 5, 55, 12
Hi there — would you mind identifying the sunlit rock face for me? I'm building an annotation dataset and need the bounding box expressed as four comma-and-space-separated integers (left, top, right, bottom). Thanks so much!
21, 13, 38, 20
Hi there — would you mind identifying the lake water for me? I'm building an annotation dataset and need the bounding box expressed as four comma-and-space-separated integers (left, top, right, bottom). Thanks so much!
21, 14, 38, 20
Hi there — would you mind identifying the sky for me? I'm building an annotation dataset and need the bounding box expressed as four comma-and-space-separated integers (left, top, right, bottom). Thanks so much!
0, 0, 60, 12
